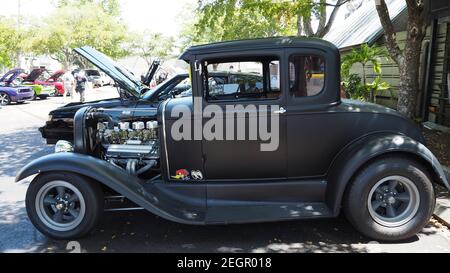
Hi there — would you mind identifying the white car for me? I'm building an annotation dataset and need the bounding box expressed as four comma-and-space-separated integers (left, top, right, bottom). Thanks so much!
100, 72, 114, 86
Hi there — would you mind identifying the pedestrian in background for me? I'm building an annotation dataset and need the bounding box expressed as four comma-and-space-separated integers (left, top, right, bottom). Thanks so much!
62, 70, 75, 101
74, 70, 87, 103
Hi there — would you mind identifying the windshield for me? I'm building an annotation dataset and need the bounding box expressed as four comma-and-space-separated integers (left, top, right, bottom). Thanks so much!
37, 71, 51, 81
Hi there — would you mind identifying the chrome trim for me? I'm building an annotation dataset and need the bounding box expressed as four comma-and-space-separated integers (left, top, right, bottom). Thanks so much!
104, 207, 144, 212
161, 99, 172, 180
97, 108, 158, 112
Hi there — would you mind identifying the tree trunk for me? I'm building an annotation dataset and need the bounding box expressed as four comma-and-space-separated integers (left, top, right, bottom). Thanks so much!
297, 14, 302, 36
375, 0, 425, 119
397, 49, 421, 118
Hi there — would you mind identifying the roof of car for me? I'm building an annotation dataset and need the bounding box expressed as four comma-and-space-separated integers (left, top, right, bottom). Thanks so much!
180, 36, 339, 61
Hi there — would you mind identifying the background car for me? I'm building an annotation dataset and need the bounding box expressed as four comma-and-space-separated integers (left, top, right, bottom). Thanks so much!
0, 69, 53, 100
22, 68, 66, 96
0, 84, 34, 105
100, 71, 114, 86
85, 69, 103, 88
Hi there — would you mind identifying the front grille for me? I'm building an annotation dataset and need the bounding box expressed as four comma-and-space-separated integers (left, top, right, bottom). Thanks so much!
18, 88, 31, 93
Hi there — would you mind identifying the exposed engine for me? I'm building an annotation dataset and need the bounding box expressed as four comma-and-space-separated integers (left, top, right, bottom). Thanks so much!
85, 109, 160, 177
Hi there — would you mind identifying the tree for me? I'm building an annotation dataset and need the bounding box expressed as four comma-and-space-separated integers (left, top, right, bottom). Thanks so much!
53, 0, 121, 16
0, 18, 21, 69
27, 2, 130, 69
375, 0, 427, 118
341, 44, 389, 102
192, 0, 348, 44
129, 31, 175, 66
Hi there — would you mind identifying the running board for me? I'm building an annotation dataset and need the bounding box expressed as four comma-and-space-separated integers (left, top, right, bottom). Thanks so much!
104, 195, 143, 212
206, 202, 332, 224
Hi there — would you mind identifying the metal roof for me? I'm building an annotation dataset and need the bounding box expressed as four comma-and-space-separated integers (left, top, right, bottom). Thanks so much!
324, 0, 407, 49
180, 36, 339, 60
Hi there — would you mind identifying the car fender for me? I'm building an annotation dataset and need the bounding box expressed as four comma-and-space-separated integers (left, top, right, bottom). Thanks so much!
0, 87, 17, 96
326, 133, 450, 216
15, 153, 205, 225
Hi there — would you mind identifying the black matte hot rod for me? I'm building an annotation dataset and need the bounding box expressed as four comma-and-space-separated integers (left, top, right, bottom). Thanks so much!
16, 37, 449, 241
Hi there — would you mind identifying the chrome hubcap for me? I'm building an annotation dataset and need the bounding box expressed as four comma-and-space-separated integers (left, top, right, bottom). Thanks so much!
35, 181, 86, 232
368, 176, 420, 227
0, 94, 9, 105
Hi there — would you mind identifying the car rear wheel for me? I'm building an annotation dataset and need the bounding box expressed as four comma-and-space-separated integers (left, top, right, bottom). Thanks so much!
49, 88, 57, 97
344, 156, 435, 241
0, 93, 11, 105
26, 172, 103, 239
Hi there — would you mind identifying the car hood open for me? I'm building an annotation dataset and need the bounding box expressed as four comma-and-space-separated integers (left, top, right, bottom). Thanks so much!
0, 69, 24, 85
48, 70, 65, 81
74, 46, 142, 98
23, 68, 45, 82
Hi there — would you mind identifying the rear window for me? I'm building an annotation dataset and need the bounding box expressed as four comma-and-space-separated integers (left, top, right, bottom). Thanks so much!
289, 55, 325, 97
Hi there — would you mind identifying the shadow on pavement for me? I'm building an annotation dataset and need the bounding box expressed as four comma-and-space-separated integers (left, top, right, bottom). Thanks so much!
0, 199, 46, 253
0, 127, 53, 177
35, 210, 425, 253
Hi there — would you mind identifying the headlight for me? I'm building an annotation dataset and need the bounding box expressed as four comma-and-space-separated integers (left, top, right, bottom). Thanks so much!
55, 140, 74, 153
48, 115, 53, 122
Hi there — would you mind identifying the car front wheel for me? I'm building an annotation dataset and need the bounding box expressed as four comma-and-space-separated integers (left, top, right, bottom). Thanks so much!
0, 93, 11, 105
26, 172, 103, 239
344, 156, 435, 241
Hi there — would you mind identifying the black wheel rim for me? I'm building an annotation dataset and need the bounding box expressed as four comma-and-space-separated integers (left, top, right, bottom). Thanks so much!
35, 181, 86, 231
367, 176, 420, 227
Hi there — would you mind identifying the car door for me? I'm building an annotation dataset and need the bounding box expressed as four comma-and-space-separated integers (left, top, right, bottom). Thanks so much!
197, 52, 287, 180
285, 48, 341, 178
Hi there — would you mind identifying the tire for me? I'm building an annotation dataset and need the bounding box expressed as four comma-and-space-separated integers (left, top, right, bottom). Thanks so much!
0, 92, 11, 105
49, 88, 57, 97
39, 95, 48, 100
26, 172, 103, 239
343, 156, 435, 241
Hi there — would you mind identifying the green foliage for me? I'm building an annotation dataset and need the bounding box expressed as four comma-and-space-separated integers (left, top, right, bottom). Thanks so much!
189, 0, 295, 44
26, 2, 129, 69
341, 44, 390, 102
129, 31, 175, 65
344, 74, 366, 100
344, 74, 391, 102
341, 44, 388, 79
0, 18, 20, 68
186, 0, 342, 46
53, 0, 121, 16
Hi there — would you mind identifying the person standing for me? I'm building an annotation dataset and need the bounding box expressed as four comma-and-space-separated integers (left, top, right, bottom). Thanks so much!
62, 70, 75, 101
75, 70, 87, 103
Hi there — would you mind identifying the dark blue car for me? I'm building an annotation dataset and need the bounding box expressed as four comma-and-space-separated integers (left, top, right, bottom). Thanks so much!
0, 69, 34, 105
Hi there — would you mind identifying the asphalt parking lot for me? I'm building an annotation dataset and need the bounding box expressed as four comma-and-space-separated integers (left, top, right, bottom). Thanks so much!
1, 87, 450, 253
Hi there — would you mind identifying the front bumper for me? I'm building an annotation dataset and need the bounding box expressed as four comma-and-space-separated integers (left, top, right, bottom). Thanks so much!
11, 90, 34, 102
90, 79, 103, 86
39, 124, 73, 144
40, 86, 55, 96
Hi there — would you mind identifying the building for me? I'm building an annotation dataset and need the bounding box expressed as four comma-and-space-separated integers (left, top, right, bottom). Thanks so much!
324, 0, 450, 127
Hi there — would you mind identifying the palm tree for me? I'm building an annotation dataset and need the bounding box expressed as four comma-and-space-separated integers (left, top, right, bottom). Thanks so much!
341, 44, 389, 102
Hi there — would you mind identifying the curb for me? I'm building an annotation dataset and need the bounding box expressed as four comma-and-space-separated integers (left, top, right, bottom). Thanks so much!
434, 166, 450, 226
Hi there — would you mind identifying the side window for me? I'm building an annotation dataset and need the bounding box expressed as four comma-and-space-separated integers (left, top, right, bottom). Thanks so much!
289, 55, 325, 97
204, 58, 280, 101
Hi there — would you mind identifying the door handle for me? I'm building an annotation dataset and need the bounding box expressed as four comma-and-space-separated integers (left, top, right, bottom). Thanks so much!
274, 107, 287, 114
